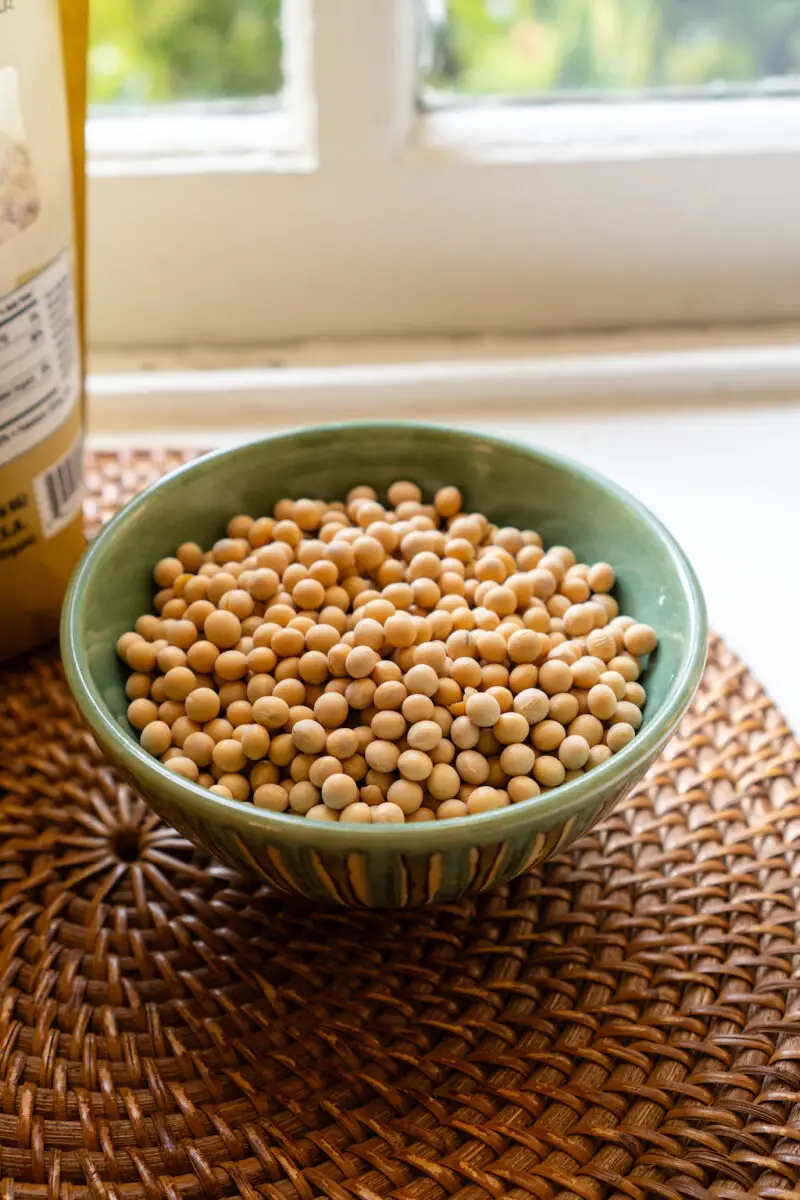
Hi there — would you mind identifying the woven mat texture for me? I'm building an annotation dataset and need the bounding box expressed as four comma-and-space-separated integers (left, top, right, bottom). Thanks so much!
1, 448, 800, 1200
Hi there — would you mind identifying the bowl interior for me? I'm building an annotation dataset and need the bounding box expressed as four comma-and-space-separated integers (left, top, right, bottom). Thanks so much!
69, 423, 704, 835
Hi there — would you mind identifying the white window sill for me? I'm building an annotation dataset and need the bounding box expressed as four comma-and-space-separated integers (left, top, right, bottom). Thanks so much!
88, 106, 314, 175
418, 95, 800, 163
88, 327, 800, 737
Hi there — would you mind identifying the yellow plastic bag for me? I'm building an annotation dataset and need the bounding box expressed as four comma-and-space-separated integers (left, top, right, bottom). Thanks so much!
0, 0, 88, 660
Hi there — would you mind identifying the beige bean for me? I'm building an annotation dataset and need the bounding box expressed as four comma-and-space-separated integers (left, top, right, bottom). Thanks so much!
321, 773, 359, 809
499, 743, 535, 776
467, 786, 508, 814
164, 756, 200, 782
606, 722, 636, 752
140, 721, 172, 757
493, 712, 529, 745
465, 692, 501, 728
507, 776, 540, 803
427, 763, 461, 800
533, 756, 566, 788
532, 719, 566, 752
397, 750, 433, 781
587, 683, 617, 720
340, 802, 373, 823
406, 720, 443, 752
254, 784, 290, 812
455, 750, 490, 785
513, 688, 550, 725
387, 779, 424, 814
624, 623, 658, 655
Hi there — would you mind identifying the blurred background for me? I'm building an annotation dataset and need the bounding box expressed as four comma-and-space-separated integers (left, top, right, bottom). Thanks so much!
90, 0, 800, 105
85, 0, 800, 721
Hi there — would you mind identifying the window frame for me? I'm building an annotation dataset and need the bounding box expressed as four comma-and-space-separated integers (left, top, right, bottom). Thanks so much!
87, 0, 800, 349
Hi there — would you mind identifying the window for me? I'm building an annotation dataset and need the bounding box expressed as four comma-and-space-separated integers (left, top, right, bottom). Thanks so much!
90, 0, 283, 104
88, 0, 800, 349
420, 2, 800, 97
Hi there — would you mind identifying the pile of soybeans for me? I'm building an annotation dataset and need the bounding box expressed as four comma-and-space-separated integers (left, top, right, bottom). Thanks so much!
117, 482, 658, 825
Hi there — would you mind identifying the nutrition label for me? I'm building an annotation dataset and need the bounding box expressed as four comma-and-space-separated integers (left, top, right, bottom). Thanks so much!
0, 249, 80, 469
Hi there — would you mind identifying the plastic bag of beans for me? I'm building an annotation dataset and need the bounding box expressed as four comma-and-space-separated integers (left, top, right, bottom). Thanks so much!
0, 0, 88, 660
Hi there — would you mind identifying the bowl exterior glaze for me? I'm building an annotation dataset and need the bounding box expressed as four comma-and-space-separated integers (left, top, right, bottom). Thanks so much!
62, 424, 707, 907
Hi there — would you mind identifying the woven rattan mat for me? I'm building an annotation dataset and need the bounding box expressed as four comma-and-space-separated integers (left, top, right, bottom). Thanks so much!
1, 449, 800, 1200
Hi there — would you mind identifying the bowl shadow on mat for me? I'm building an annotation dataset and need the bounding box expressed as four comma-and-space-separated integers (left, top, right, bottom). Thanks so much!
62, 423, 708, 907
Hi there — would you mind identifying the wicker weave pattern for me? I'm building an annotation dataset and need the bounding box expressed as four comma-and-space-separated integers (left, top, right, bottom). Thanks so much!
0, 450, 798, 1200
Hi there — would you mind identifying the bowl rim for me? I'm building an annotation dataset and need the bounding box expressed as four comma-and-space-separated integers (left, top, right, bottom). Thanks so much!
62, 421, 708, 849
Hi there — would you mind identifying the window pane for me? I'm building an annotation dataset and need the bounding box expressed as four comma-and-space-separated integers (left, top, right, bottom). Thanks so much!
90, 0, 283, 105
420, 1, 800, 97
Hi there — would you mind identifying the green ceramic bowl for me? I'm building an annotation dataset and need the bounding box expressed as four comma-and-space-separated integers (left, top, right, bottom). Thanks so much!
62, 423, 707, 907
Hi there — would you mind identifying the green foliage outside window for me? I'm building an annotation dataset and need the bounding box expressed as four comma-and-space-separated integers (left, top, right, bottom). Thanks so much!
88, 0, 800, 106
425, 0, 800, 94
89, 0, 282, 104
